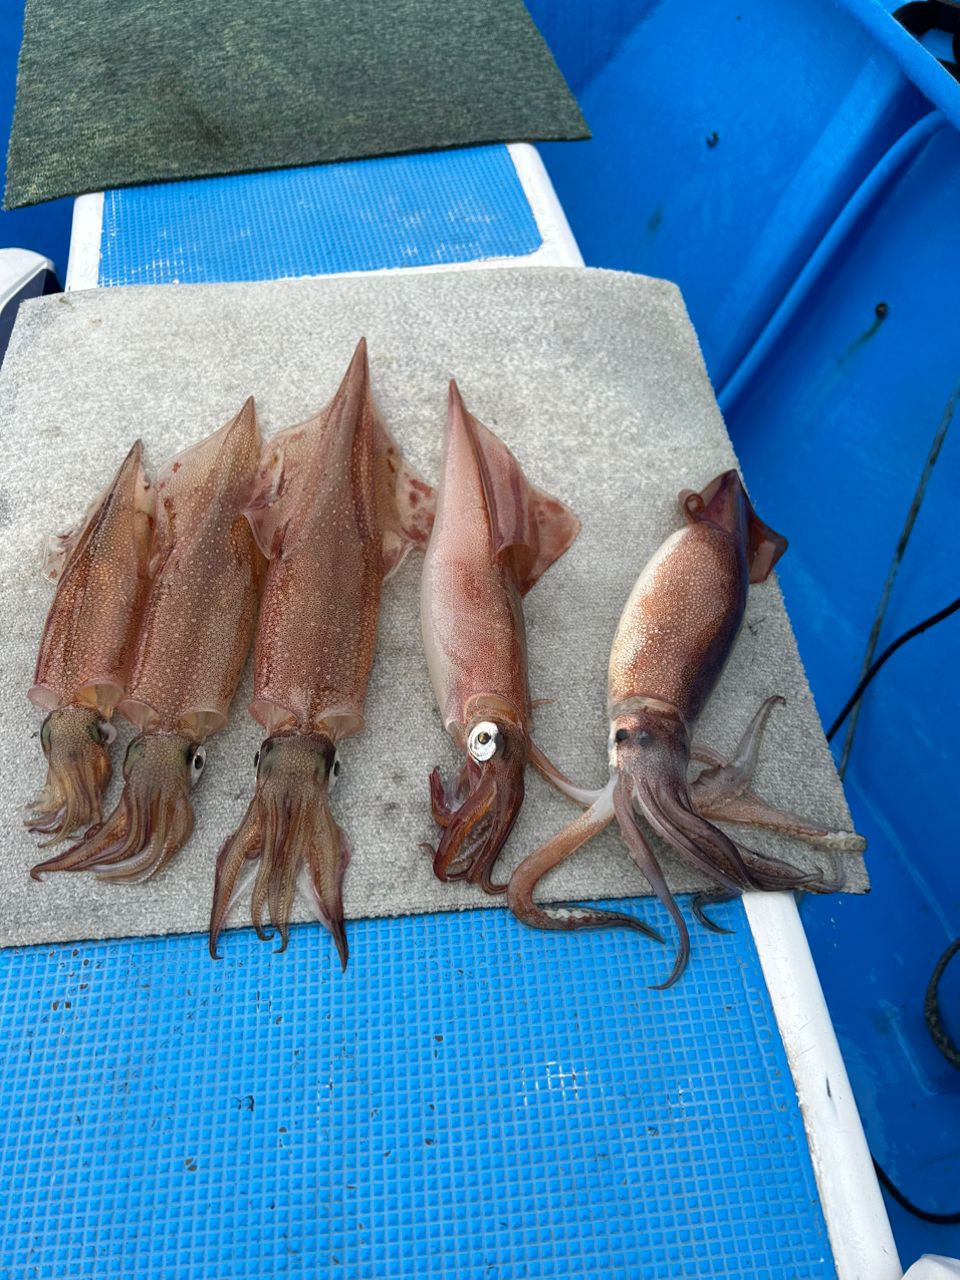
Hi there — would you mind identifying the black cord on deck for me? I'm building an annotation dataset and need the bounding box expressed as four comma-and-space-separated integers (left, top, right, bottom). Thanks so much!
825, 595, 960, 1223
826, 593, 960, 743
873, 1158, 960, 1225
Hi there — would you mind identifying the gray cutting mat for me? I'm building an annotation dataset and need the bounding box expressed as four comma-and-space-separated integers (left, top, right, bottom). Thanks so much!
0, 267, 867, 947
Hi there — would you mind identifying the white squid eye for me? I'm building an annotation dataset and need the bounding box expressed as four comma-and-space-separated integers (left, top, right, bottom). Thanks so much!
468, 721, 499, 763
189, 745, 206, 785
329, 751, 342, 790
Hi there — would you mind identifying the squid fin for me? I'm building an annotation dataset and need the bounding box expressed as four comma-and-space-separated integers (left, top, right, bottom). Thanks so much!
42, 439, 152, 584
680, 469, 787, 583
448, 380, 580, 595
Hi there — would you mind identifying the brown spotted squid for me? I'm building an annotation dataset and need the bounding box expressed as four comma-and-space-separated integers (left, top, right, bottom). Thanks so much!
27, 440, 153, 840
33, 400, 265, 882
208, 340, 434, 967
507, 470, 865, 987
419, 381, 658, 924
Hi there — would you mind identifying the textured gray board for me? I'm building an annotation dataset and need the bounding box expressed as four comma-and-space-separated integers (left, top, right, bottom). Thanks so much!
0, 268, 867, 948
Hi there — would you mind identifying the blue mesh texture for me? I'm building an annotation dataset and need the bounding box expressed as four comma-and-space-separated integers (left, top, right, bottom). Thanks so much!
98, 147, 542, 286
0, 897, 835, 1279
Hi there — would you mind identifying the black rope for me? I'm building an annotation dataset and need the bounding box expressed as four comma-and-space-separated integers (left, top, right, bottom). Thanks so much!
926, 938, 960, 1071
825, 596, 960, 1223
873, 1158, 960, 1225
826, 594, 960, 742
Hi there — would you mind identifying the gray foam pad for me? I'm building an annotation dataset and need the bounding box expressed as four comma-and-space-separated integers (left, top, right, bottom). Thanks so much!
0, 267, 867, 948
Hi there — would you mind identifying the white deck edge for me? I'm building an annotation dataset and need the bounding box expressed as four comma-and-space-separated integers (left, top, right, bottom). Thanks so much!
61, 147, 900, 1280
744, 891, 902, 1279
65, 192, 104, 291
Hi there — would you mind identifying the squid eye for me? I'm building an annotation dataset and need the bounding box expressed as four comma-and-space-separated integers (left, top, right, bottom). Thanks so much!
329, 751, 342, 789
90, 719, 117, 746
253, 749, 260, 769
189, 745, 206, 785
468, 721, 499, 763
40, 716, 52, 754
614, 728, 630, 744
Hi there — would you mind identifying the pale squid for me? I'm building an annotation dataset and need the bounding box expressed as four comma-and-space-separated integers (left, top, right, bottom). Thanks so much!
507, 470, 864, 987
208, 339, 434, 967
33, 400, 265, 882
27, 440, 153, 840
420, 382, 623, 901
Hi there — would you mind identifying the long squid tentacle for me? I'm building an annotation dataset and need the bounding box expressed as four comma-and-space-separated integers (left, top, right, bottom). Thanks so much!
612, 776, 691, 989
506, 778, 663, 940
527, 739, 606, 808
691, 697, 865, 852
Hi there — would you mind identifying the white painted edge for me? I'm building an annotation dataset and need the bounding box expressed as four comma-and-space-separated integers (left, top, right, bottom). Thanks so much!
744, 891, 902, 1279
507, 142, 584, 267
64, 192, 104, 292
0, 248, 54, 305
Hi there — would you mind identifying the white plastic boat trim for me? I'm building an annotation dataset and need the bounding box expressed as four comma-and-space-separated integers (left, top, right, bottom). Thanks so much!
65, 191, 104, 292
0, 247, 55, 301
62, 142, 900, 1280
745, 891, 902, 1279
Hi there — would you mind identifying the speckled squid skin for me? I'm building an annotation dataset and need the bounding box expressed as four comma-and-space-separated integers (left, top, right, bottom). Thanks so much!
120, 398, 266, 741
419, 381, 580, 892
30, 439, 153, 717
608, 470, 787, 725
421, 381, 579, 744
207, 339, 435, 966
248, 337, 434, 740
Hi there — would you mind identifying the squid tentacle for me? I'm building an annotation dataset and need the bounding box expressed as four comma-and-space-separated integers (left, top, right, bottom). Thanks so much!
208, 734, 350, 968
612, 776, 690, 989
506, 778, 664, 941
31, 733, 196, 882
26, 707, 113, 844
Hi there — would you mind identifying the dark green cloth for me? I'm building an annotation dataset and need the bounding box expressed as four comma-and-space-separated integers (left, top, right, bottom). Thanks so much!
5, 0, 589, 208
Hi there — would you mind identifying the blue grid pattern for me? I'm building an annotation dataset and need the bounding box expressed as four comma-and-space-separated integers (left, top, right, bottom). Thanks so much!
98, 147, 543, 286
0, 899, 834, 1279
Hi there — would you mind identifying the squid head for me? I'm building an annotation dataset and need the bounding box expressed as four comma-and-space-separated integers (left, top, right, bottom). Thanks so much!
429, 713, 526, 894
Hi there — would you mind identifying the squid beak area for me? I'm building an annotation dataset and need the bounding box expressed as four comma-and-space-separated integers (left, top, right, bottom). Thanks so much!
26, 707, 113, 844
430, 748, 525, 894
209, 734, 351, 970
30, 733, 196, 882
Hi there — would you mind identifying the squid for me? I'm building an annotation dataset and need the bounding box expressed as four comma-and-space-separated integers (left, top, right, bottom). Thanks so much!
507, 470, 865, 987
420, 381, 632, 904
27, 440, 154, 840
208, 339, 434, 967
33, 400, 265, 882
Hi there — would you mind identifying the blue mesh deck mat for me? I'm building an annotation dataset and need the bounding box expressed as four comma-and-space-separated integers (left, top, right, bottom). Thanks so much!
0, 897, 835, 1279
98, 147, 543, 286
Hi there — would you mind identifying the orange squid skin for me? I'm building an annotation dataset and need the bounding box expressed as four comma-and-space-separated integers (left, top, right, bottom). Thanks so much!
32, 399, 266, 884
27, 439, 154, 841
420, 381, 581, 894
208, 338, 434, 967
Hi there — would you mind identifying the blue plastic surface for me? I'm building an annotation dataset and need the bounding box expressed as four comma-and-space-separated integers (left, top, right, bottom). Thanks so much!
535, 0, 929, 388
98, 147, 542, 286
725, 119, 960, 1262
0, 900, 836, 1280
